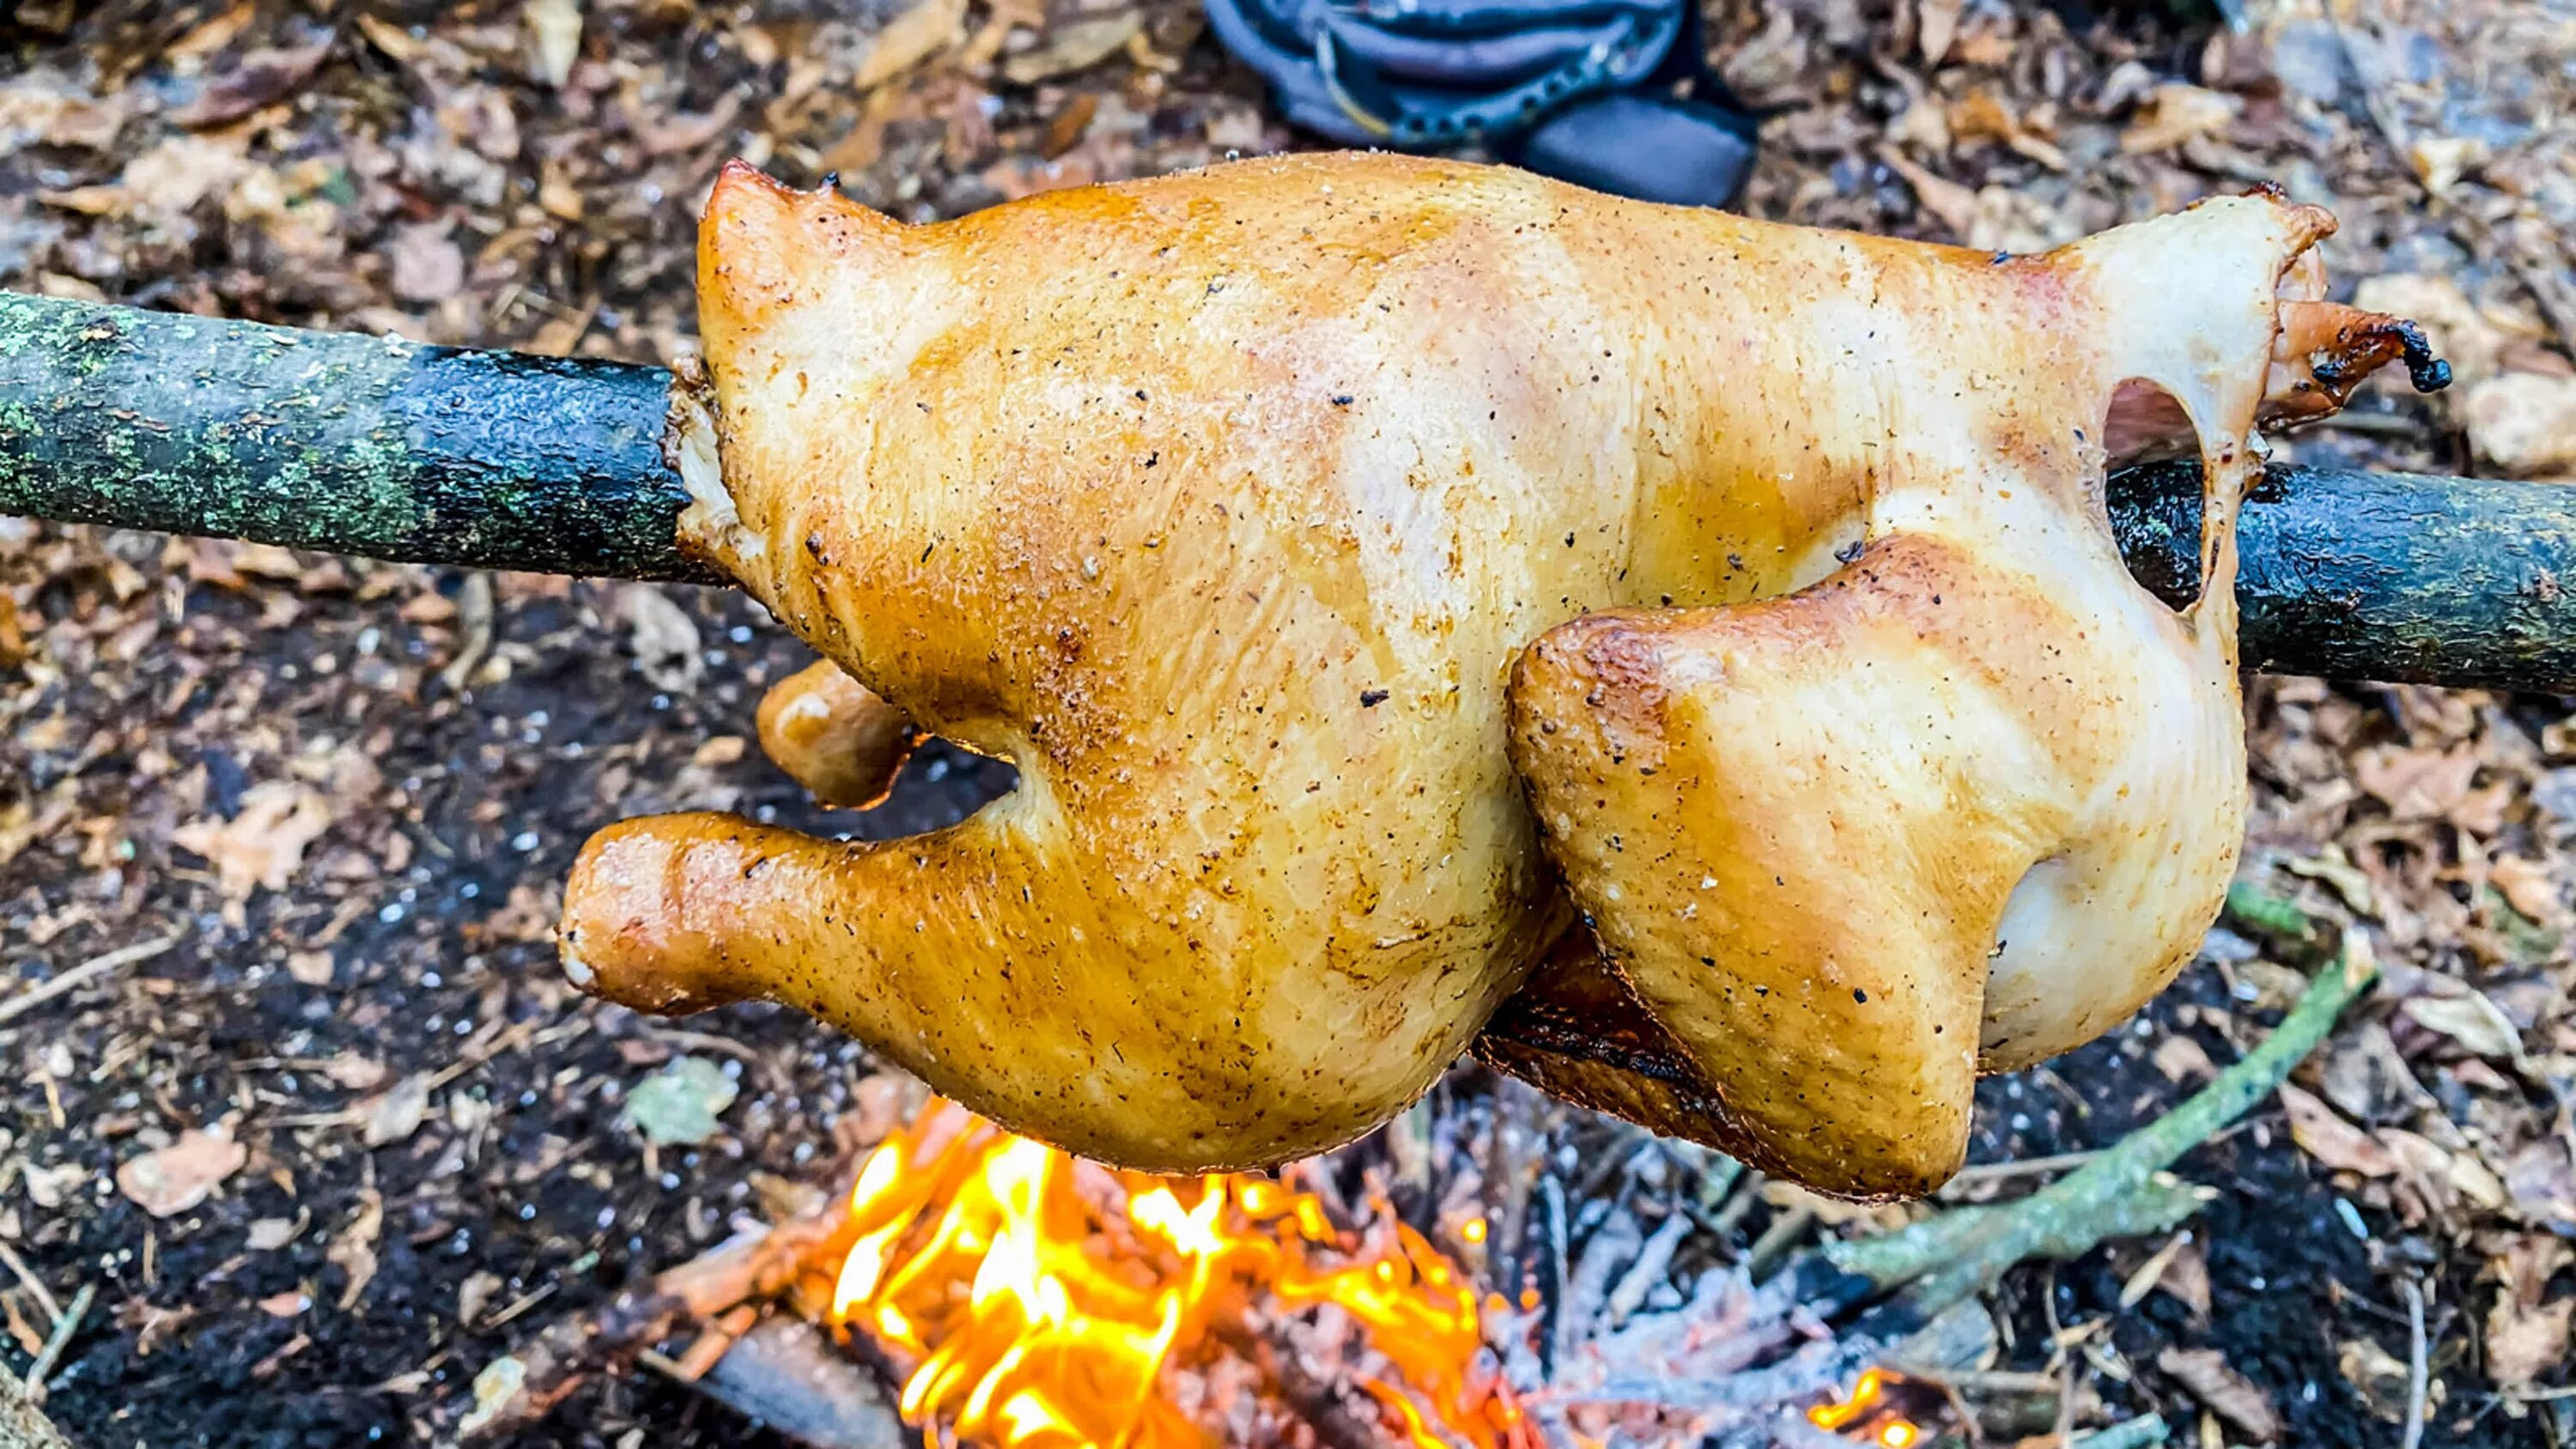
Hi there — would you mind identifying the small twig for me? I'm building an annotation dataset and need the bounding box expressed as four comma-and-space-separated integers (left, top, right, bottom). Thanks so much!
23, 1284, 94, 1404
1826, 1178, 2204, 1288
2401, 1277, 2428, 1449
458, 1211, 843, 1440
1603, 1212, 1692, 1328
0, 1246, 59, 1325
1882, 937, 2379, 1318
0, 936, 181, 1025
1745, 1204, 1814, 1282
2072, 1414, 2170, 1449
1935, 1149, 2105, 1197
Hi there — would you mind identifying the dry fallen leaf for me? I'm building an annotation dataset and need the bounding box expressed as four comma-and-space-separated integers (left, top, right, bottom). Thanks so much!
2488, 854, 2563, 925
2318, 1021, 2434, 1125
116, 1125, 247, 1218
2485, 1236, 2573, 1388
2153, 1033, 2216, 1085
525, 0, 582, 88
1004, 11, 1144, 85
2460, 373, 2576, 477
2337, 1335, 2413, 1422
2157, 1347, 2281, 1442
457, 1270, 504, 1326
173, 781, 333, 900
331, 1189, 384, 1311
321, 1052, 386, 1091
1917, 0, 1961, 64
856, 0, 969, 89
2121, 84, 2239, 154
175, 40, 331, 130
1874, 145, 1979, 239
360, 1074, 434, 1149
390, 224, 466, 306
22, 1162, 89, 1210
620, 584, 703, 694
2280, 1083, 2397, 1177
2505, 1137, 2576, 1231
2402, 991, 2528, 1066
2354, 742, 2481, 822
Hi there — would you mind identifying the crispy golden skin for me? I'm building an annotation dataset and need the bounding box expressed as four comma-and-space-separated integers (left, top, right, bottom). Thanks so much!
558, 154, 2413, 1191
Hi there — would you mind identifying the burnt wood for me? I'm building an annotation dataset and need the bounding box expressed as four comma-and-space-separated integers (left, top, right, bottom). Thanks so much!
6, 290, 2573, 693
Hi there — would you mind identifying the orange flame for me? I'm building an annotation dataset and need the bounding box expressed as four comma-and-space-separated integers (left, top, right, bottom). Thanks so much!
1807, 1368, 1924, 1447
816, 1099, 1530, 1449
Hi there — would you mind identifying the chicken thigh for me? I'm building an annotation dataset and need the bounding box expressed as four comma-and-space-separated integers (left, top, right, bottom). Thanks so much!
558, 153, 2427, 1191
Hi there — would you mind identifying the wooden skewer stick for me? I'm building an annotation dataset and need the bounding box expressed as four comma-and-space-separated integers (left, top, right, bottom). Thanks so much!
7, 291, 2576, 693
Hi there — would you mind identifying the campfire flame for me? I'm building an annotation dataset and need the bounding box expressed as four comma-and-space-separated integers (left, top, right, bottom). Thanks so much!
817, 1099, 1530, 1448
1807, 1368, 1924, 1448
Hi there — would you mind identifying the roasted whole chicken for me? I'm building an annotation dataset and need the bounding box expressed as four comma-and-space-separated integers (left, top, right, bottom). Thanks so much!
558, 154, 2439, 1197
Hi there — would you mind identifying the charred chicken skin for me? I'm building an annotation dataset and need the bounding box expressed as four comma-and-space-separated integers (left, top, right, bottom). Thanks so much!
558, 154, 2431, 1195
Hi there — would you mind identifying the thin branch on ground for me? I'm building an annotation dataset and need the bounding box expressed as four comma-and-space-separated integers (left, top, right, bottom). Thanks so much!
1869, 935, 2379, 1319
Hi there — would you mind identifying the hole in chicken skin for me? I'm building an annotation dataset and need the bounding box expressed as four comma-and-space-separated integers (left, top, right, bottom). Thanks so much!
2100, 379, 2204, 614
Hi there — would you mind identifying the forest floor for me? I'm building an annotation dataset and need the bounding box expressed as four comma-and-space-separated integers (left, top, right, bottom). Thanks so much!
2, 0, 2573, 1446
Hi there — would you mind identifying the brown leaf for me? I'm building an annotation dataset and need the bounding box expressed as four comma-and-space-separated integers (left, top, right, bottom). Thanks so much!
390, 224, 466, 306
2121, 85, 2239, 154
856, 0, 968, 90
330, 1190, 384, 1311
2401, 991, 2527, 1065
2461, 373, 2576, 477
620, 585, 703, 694
2505, 1138, 2576, 1230
2488, 855, 2563, 925
2153, 1034, 2216, 1085
321, 1052, 386, 1091
2337, 1336, 2412, 1422
2354, 742, 2480, 822
176, 41, 333, 130
2157, 1348, 2279, 1442
2318, 1022, 2433, 1125
359, 1074, 433, 1149
1916, 0, 1961, 64
116, 1126, 247, 1218
1003, 11, 1144, 85
173, 781, 333, 900
2280, 1083, 2396, 1177
2486, 1236, 2574, 1387
257, 1289, 307, 1318
457, 1270, 504, 1326
2157, 1236, 2212, 1319
525, 0, 583, 88
1874, 146, 1979, 238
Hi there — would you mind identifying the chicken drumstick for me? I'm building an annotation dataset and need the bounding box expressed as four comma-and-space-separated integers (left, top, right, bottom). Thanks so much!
559, 155, 2429, 1194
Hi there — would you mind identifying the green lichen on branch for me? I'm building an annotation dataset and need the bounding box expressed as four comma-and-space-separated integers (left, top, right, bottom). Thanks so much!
1836, 937, 2380, 1318
0, 290, 720, 584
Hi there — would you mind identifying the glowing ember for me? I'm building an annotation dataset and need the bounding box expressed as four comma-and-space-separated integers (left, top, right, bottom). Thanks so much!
1807, 1368, 1924, 1447
807, 1099, 1531, 1448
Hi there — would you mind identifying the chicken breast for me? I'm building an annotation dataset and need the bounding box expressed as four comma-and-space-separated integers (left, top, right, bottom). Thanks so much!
557, 153, 2425, 1191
